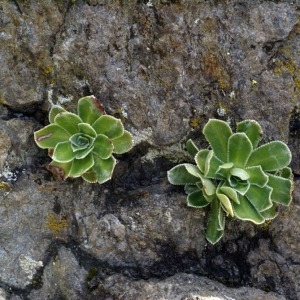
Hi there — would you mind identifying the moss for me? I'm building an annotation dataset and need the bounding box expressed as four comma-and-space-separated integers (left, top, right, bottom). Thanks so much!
86, 267, 98, 282
189, 116, 203, 128
44, 214, 69, 233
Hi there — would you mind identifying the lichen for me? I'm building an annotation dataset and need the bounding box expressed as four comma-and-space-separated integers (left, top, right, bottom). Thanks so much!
44, 214, 69, 233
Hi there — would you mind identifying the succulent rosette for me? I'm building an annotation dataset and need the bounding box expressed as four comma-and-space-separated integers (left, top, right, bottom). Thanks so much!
168, 119, 293, 244
34, 96, 133, 184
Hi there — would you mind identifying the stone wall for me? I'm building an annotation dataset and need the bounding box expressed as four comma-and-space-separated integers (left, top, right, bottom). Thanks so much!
0, 1, 299, 299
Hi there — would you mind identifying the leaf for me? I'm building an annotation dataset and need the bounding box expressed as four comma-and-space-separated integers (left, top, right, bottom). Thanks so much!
52, 141, 75, 163
112, 131, 133, 154
216, 190, 234, 217
186, 139, 199, 157
245, 185, 273, 212
47, 160, 72, 180
184, 184, 199, 194
81, 169, 98, 183
230, 168, 250, 180
200, 177, 216, 196
75, 146, 94, 159
34, 124, 70, 149
187, 190, 210, 208
206, 198, 224, 244
49, 105, 66, 123
232, 195, 265, 224
260, 203, 278, 220
93, 134, 114, 159
70, 133, 94, 151
246, 166, 268, 187
167, 164, 200, 185
205, 151, 224, 179
216, 162, 234, 178
280, 167, 293, 179
195, 149, 209, 173
54, 112, 82, 135
69, 154, 94, 178
203, 119, 232, 162
185, 164, 202, 178
78, 123, 97, 138
228, 133, 253, 167
237, 119, 262, 148
78, 96, 105, 125
92, 115, 124, 139
228, 178, 250, 196
247, 141, 292, 171
267, 173, 293, 206
92, 156, 117, 184
219, 185, 239, 204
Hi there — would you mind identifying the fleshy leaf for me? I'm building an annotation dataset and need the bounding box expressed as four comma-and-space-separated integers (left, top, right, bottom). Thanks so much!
230, 168, 249, 180
112, 131, 133, 154
78, 96, 105, 125
49, 106, 66, 123
216, 190, 234, 217
232, 195, 265, 224
280, 167, 293, 179
260, 203, 278, 220
75, 146, 94, 159
54, 112, 82, 135
237, 119, 262, 149
245, 185, 273, 212
184, 184, 199, 194
93, 156, 117, 184
187, 191, 210, 208
93, 134, 114, 159
267, 173, 292, 206
228, 133, 253, 167
52, 141, 75, 163
203, 119, 232, 162
246, 166, 268, 187
200, 176, 216, 196
167, 164, 200, 185
205, 151, 224, 179
247, 141, 292, 171
206, 198, 224, 244
216, 162, 234, 178
92, 115, 124, 139
81, 169, 98, 183
47, 160, 72, 180
195, 149, 209, 173
34, 124, 70, 149
78, 123, 97, 138
186, 139, 199, 157
228, 179, 250, 195
70, 133, 94, 151
185, 164, 202, 178
219, 185, 239, 204
69, 154, 94, 178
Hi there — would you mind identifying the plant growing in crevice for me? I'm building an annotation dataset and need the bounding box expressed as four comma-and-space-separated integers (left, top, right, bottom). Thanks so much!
168, 119, 293, 244
34, 95, 133, 184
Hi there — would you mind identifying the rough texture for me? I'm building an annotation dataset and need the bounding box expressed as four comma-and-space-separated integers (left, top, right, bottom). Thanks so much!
0, 0, 300, 299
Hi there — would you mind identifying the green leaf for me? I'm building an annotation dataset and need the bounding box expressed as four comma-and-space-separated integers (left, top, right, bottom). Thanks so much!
93, 134, 114, 159
203, 119, 232, 162
246, 166, 268, 187
247, 141, 292, 171
230, 168, 249, 180
54, 112, 82, 135
184, 184, 199, 194
47, 160, 72, 180
185, 164, 202, 178
92, 115, 124, 139
52, 141, 75, 163
237, 119, 262, 148
280, 167, 293, 179
216, 190, 234, 217
78, 96, 105, 125
112, 131, 133, 154
69, 154, 94, 178
167, 164, 200, 185
260, 203, 278, 220
195, 149, 209, 173
81, 169, 98, 183
228, 178, 250, 195
267, 173, 292, 206
219, 185, 239, 204
49, 105, 66, 123
34, 124, 71, 149
200, 177, 216, 196
75, 146, 94, 159
78, 123, 97, 138
205, 151, 224, 179
187, 190, 210, 208
216, 162, 234, 178
245, 185, 273, 212
232, 195, 265, 224
70, 133, 94, 151
206, 198, 224, 244
228, 133, 253, 167
186, 139, 199, 157
92, 156, 117, 184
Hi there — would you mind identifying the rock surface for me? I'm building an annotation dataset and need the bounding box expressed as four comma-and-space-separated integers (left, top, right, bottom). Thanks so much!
0, 0, 300, 299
